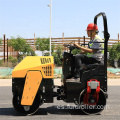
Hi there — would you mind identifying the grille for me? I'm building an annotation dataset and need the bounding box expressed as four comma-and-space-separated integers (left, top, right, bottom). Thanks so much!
42, 65, 52, 76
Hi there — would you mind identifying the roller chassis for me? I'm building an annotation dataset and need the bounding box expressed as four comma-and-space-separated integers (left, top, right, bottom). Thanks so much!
12, 12, 110, 115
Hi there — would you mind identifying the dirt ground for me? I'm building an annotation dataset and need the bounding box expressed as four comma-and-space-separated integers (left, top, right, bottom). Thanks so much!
107, 71, 120, 78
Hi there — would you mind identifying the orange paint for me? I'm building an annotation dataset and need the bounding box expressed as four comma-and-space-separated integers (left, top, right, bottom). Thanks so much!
21, 71, 42, 105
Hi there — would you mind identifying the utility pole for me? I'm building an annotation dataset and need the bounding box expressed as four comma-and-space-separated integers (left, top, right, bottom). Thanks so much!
48, 0, 52, 56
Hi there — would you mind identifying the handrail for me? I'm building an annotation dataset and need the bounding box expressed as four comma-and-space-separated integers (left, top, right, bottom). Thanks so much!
94, 12, 110, 87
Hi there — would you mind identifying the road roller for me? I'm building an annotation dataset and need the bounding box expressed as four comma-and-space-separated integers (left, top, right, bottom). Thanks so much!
12, 12, 110, 115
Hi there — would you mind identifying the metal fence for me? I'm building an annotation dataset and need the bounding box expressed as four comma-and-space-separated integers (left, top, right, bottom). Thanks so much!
1, 33, 119, 62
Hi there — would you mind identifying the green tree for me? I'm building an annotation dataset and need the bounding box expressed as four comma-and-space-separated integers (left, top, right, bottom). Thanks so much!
0, 38, 2, 45
8, 36, 35, 60
8, 36, 26, 52
43, 43, 56, 56
52, 42, 55, 53
52, 45, 63, 66
22, 44, 35, 56
56, 45, 63, 58
35, 38, 50, 56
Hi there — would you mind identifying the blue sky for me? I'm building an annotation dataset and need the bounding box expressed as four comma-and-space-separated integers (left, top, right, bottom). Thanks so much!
0, 0, 120, 39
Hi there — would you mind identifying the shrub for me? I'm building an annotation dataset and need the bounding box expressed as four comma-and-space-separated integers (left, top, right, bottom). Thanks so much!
8, 55, 14, 62
8, 55, 18, 67
0, 59, 3, 66
52, 45, 63, 66
109, 43, 120, 66
11, 58, 18, 67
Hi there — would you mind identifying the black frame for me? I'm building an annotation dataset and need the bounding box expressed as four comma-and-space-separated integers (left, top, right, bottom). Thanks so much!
94, 12, 110, 84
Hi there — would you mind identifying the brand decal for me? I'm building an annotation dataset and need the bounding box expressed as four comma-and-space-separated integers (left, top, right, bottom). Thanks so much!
40, 58, 51, 64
